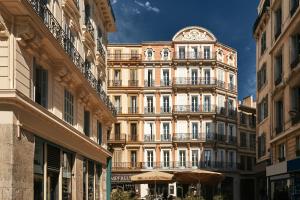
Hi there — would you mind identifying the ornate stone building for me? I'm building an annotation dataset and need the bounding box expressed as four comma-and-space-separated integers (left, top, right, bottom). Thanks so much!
254, 0, 300, 199
0, 0, 116, 199
107, 26, 256, 200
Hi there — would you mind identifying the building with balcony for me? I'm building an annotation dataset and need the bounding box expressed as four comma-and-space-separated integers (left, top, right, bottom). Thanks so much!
253, 0, 300, 199
0, 0, 116, 199
106, 26, 255, 200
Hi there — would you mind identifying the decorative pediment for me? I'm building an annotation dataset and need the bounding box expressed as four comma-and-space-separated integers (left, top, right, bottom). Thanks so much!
172, 26, 217, 42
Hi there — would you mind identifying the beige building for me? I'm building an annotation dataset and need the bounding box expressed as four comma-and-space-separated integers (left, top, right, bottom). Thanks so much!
107, 26, 256, 200
254, 0, 300, 199
0, 0, 116, 199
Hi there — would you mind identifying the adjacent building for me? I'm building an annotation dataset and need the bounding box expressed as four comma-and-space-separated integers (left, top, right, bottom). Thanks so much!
254, 0, 300, 199
107, 26, 256, 200
0, 0, 116, 199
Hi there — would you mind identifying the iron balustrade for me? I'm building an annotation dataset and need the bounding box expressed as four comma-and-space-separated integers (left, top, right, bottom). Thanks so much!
128, 80, 139, 87
214, 134, 226, 142
26, 0, 116, 116
144, 135, 155, 142
160, 79, 171, 87
217, 80, 226, 89
128, 107, 138, 114
228, 135, 238, 145
144, 80, 155, 87
228, 109, 237, 119
173, 105, 216, 113
144, 107, 155, 114
216, 107, 227, 116
127, 135, 138, 142
107, 53, 142, 61
107, 134, 126, 143
97, 39, 105, 61
173, 77, 217, 86
115, 107, 122, 114
109, 80, 122, 87
160, 107, 172, 114
172, 133, 204, 142
174, 51, 216, 60
160, 134, 172, 142
84, 18, 94, 38
228, 83, 237, 92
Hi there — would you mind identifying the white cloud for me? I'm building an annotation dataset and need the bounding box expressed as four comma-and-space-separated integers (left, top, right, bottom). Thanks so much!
134, 0, 160, 13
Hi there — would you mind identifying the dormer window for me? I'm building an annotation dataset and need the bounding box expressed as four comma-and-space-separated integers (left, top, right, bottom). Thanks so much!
228, 53, 235, 66
162, 48, 170, 60
145, 48, 154, 60
217, 49, 224, 62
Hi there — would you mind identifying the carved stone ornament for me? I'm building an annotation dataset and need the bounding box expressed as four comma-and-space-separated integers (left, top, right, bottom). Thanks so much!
182, 29, 208, 41
0, 20, 9, 41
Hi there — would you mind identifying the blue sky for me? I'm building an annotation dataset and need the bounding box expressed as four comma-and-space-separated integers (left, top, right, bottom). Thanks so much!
109, 0, 259, 100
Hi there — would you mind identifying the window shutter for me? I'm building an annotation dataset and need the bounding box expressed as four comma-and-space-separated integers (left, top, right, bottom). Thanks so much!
47, 145, 60, 172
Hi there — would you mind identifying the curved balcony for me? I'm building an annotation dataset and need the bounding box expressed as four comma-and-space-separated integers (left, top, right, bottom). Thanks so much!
107, 134, 126, 148
173, 77, 216, 89
144, 107, 155, 115
174, 51, 216, 61
172, 133, 204, 143
173, 105, 216, 115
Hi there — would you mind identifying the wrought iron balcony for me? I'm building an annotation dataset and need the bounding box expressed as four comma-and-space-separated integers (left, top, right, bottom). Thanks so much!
160, 134, 172, 142
216, 107, 227, 116
84, 18, 94, 39
228, 135, 237, 145
217, 80, 226, 89
128, 107, 138, 114
160, 79, 172, 87
115, 107, 122, 114
228, 83, 237, 92
174, 51, 216, 60
107, 134, 126, 144
144, 107, 155, 115
173, 105, 216, 114
26, 0, 116, 116
172, 133, 204, 142
107, 53, 142, 61
228, 109, 237, 119
160, 107, 172, 114
144, 80, 155, 87
214, 134, 226, 142
127, 135, 138, 142
128, 80, 139, 87
109, 80, 122, 87
144, 135, 155, 142
97, 38, 105, 61
173, 77, 217, 87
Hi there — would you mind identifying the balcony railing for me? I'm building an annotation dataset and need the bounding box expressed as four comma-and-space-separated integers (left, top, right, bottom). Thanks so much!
161, 134, 172, 142
216, 107, 227, 116
173, 105, 216, 113
84, 18, 94, 39
173, 133, 204, 142
228, 83, 237, 92
144, 107, 155, 115
97, 39, 105, 61
127, 135, 138, 142
128, 107, 138, 114
214, 134, 226, 142
160, 79, 172, 87
109, 80, 122, 87
144, 80, 155, 87
107, 53, 142, 61
173, 77, 216, 86
160, 107, 172, 114
174, 51, 216, 60
26, 0, 116, 116
128, 80, 138, 87
228, 109, 237, 119
108, 134, 126, 143
115, 107, 122, 114
228, 135, 237, 145
144, 135, 155, 142
112, 161, 237, 171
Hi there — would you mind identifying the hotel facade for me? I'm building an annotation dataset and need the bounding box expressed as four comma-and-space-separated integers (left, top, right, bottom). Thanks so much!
0, 0, 116, 199
107, 26, 256, 200
254, 0, 300, 199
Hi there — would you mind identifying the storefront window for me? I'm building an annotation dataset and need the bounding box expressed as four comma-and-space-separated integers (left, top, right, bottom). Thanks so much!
47, 145, 60, 200
271, 179, 291, 200
95, 164, 102, 200
88, 160, 95, 200
34, 139, 44, 200
62, 152, 73, 200
83, 160, 87, 200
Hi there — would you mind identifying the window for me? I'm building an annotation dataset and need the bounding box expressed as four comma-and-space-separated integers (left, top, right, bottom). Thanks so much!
146, 49, 153, 60
88, 160, 95, 199
146, 70, 153, 87
274, 53, 283, 85
162, 49, 169, 60
291, 34, 300, 68
97, 121, 102, 145
191, 47, 198, 59
258, 133, 266, 158
62, 151, 73, 200
205, 122, 213, 140
240, 132, 248, 147
162, 96, 170, 113
47, 145, 60, 200
114, 96, 121, 113
131, 49, 138, 60
247, 157, 254, 171
250, 134, 256, 150
34, 139, 44, 200
274, 6, 282, 40
191, 96, 199, 112
114, 123, 121, 140
296, 136, 300, 157
203, 95, 211, 112
179, 47, 185, 59
162, 123, 170, 141
290, 0, 299, 16
130, 123, 137, 141
114, 49, 121, 60
291, 87, 300, 125
192, 123, 199, 140
179, 150, 186, 167
191, 69, 198, 85
257, 64, 267, 90
228, 151, 235, 168
278, 143, 286, 162
261, 31, 266, 55
204, 46, 211, 59
95, 164, 102, 200
131, 151, 137, 167
204, 150, 211, 167
191, 150, 199, 167
147, 151, 154, 168
163, 150, 170, 168
217, 122, 225, 141
229, 74, 235, 90
34, 60, 48, 108
162, 69, 170, 86
258, 95, 268, 122
130, 96, 137, 113
275, 100, 284, 134
146, 96, 154, 113
204, 69, 211, 84
129, 69, 138, 86
64, 89, 74, 125
84, 110, 90, 136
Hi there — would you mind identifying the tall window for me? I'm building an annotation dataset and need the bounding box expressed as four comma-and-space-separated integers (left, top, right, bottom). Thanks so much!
47, 145, 60, 200
274, 6, 282, 40
275, 100, 284, 134
147, 96, 154, 113
162, 123, 170, 141
147, 70, 153, 87
217, 123, 225, 141
163, 150, 170, 168
147, 151, 154, 168
204, 150, 211, 167
261, 31, 266, 55
204, 46, 211, 59
191, 46, 198, 59
291, 87, 300, 125
192, 123, 198, 140
191, 150, 199, 167
274, 53, 283, 85
64, 89, 74, 125
205, 122, 213, 140
191, 69, 198, 85
131, 151, 137, 167
130, 96, 137, 113
34, 139, 44, 200
179, 47, 185, 59
62, 151, 73, 200
130, 123, 137, 141
191, 96, 198, 112
131, 49, 138, 60
114, 123, 121, 140
258, 133, 266, 158
129, 69, 137, 86
204, 69, 211, 84
257, 64, 267, 90
114, 49, 121, 60
291, 34, 300, 68
34, 60, 48, 108
203, 95, 211, 112
179, 150, 186, 167
84, 110, 90, 136
229, 74, 235, 90
114, 96, 121, 113
97, 121, 102, 145
240, 132, 248, 147
163, 96, 170, 113
258, 95, 268, 122
162, 69, 170, 86
278, 143, 286, 162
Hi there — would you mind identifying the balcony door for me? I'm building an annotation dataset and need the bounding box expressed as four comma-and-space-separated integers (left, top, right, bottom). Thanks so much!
191, 150, 199, 168
179, 150, 186, 168
191, 47, 198, 59
205, 122, 213, 140
147, 96, 154, 113
147, 151, 154, 168
130, 96, 137, 113
114, 123, 120, 140
229, 74, 235, 90
204, 150, 212, 167
204, 69, 211, 84
114, 96, 121, 113
191, 96, 198, 112
147, 70, 153, 86
204, 46, 211, 59
179, 47, 185, 59
191, 123, 198, 140
130, 123, 137, 141
203, 95, 211, 112
163, 96, 170, 112
191, 69, 198, 85
131, 151, 137, 168
162, 123, 170, 141
163, 150, 170, 168
163, 69, 170, 86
